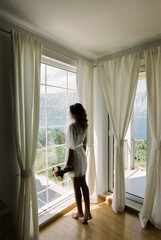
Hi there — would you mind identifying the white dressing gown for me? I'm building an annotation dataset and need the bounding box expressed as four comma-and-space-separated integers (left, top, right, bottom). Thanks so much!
65, 122, 87, 177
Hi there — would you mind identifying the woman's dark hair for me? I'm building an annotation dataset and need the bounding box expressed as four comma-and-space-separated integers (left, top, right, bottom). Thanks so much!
70, 103, 88, 129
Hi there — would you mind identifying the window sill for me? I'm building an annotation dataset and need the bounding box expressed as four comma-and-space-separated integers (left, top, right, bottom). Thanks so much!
39, 194, 76, 231
125, 199, 142, 213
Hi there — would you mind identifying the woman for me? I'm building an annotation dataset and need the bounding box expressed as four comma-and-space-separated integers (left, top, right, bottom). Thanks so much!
64, 103, 92, 224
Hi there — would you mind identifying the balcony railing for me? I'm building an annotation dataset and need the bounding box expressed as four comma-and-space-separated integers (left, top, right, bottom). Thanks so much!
133, 139, 147, 170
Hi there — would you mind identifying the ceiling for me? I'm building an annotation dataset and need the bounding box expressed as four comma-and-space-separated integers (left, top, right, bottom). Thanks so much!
0, 0, 161, 60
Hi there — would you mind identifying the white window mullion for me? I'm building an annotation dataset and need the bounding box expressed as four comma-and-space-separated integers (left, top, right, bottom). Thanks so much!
66, 71, 69, 195
45, 64, 49, 208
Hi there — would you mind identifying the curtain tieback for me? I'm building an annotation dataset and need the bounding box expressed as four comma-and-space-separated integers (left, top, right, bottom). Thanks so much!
115, 139, 124, 147
75, 144, 81, 149
152, 140, 161, 151
21, 168, 34, 178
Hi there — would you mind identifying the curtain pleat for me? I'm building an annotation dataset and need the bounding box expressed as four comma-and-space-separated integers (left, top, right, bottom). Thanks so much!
98, 53, 140, 212
12, 31, 42, 239
76, 59, 97, 197
139, 47, 161, 229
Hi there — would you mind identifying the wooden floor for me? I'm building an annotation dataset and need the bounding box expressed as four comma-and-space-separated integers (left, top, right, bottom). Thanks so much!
39, 200, 161, 240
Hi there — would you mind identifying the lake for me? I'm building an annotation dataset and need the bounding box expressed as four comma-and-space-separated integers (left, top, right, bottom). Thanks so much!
134, 118, 147, 140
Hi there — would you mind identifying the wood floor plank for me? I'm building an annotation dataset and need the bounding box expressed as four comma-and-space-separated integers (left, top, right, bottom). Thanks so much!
39, 201, 161, 240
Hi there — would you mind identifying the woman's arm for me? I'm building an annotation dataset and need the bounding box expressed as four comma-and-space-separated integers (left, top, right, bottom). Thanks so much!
64, 148, 74, 173
83, 134, 87, 152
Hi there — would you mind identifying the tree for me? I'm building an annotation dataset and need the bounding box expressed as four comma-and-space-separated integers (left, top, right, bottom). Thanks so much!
134, 139, 147, 168
38, 130, 46, 148
36, 127, 66, 179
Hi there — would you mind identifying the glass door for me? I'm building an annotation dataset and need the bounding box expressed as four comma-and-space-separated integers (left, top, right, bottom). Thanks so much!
125, 72, 147, 203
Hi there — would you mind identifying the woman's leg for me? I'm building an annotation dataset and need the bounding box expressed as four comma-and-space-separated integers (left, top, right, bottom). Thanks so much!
79, 175, 92, 223
72, 177, 83, 218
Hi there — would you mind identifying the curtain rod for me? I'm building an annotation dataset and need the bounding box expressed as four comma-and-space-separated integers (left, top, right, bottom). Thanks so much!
0, 27, 78, 61
0, 27, 78, 62
0, 27, 11, 35
43, 46, 78, 62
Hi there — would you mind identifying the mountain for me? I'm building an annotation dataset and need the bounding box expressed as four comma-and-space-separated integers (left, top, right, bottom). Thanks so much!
39, 92, 78, 128
134, 90, 147, 139
40, 92, 78, 107
134, 90, 147, 118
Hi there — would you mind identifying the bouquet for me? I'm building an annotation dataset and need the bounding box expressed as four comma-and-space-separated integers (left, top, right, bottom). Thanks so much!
53, 166, 64, 180
53, 165, 74, 181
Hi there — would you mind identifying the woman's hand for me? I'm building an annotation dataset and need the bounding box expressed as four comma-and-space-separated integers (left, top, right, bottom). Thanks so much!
64, 166, 69, 173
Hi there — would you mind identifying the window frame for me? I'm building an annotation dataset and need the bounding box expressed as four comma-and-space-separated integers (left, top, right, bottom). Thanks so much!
36, 55, 77, 215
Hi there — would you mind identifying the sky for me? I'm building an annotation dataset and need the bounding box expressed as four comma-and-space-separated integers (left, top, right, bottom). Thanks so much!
40, 63, 76, 94
137, 78, 146, 93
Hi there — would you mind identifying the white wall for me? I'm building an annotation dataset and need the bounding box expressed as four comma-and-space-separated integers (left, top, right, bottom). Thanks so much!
0, 31, 19, 233
94, 67, 108, 194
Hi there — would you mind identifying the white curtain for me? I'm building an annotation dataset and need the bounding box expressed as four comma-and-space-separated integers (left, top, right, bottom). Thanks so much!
12, 32, 42, 240
76, 58, 96, 196
139, 47, 161, 229
98, 53, 140, 213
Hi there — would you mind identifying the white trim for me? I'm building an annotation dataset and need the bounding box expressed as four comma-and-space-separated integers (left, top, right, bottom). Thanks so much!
42, 55, 76, 73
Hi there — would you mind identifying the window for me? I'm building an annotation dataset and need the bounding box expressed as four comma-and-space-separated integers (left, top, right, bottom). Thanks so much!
125, 72, 147, 203
35, 57, 78, 214
108, 72, 147, 204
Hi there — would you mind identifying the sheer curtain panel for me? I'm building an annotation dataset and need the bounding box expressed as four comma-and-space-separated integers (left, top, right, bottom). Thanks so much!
76, 59, 96, 197
12, 31, 42, 240
139, 47, 161, 229
98, 53, 140, 213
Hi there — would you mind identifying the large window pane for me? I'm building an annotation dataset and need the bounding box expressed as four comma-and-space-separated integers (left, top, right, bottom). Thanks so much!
36, 170, 48, 193
41, 63, 45, 84
39, 106, 45, 128
48, 187, 62, 204
47, 65, 67, 88
68, 90, 78, 107
47, 106, 67, 127
68, 72, 77, 90
36, 170, 48, 211
47, 127, 66, 147
37, 128, 46, 149
37, 190, 47, 210
40, 85, 45, 105
47, 146, 66, 167
35, 149, 46, 171
47, 86, 67, 107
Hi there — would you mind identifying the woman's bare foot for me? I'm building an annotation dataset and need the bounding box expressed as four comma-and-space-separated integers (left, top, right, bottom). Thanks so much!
79, 213, 92, 224
72, 212, 84, 219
